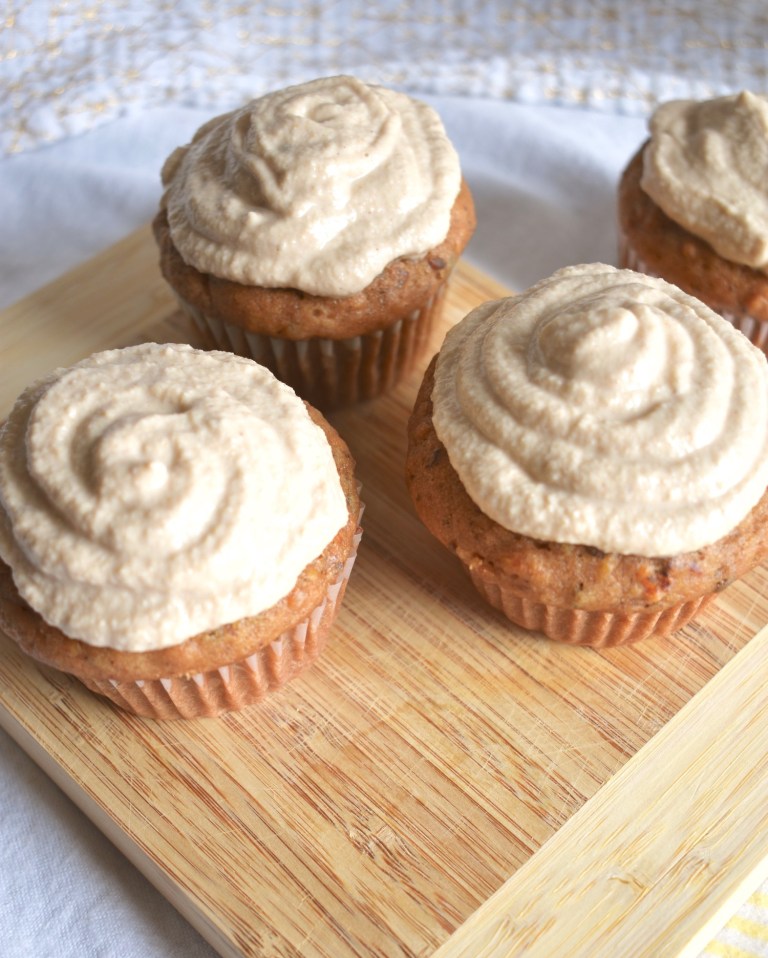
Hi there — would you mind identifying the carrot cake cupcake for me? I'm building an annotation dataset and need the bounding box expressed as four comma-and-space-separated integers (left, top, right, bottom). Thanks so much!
153, 75, 476, 408
406, 264, 768, 646
618, 91, 768, 351
0, 343, 362, 718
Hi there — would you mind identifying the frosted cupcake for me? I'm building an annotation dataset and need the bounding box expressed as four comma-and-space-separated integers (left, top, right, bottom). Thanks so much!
153, 75, 476, 408
406, 264, 768, 647
0, 343, 362, 718
618, 91, 768, 352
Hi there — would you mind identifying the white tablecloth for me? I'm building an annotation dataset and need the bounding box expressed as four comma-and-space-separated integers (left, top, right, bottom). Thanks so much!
2, 4, 768, 956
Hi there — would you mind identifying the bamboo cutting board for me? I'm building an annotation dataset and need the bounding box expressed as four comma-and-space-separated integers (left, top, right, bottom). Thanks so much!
1, 227, 768, 958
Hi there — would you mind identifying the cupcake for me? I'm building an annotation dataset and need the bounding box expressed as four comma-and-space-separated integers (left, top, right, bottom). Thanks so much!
153, 75, 476, 409
406, 264, 768, 647
0, 343, 362, 719
618, 91, 768, 352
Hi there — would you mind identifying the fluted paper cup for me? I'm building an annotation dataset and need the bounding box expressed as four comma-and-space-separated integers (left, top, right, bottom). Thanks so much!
82, 523, 363, 719
179, 285, 447, 408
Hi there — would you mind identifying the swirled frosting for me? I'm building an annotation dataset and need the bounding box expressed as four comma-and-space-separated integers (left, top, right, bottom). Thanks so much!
0, 343, 348, 651
432, 264, 768, 557
641, 91, 768, 270
160, 75, 461, 297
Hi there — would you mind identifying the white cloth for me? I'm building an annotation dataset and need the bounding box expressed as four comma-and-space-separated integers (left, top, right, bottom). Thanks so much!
2, 4, 768, 956
3, 0, 767, 155
0, 97, 646, 311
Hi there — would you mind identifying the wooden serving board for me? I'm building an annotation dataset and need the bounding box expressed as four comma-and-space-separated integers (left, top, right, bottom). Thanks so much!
2, 226, 768, 958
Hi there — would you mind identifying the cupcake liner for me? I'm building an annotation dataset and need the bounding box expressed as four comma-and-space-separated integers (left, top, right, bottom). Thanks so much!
617, 231, 654, 277
179, 284, 447, 408
81, 523, 363, 720
619, 231, 768, 353
466, 562, 717, 647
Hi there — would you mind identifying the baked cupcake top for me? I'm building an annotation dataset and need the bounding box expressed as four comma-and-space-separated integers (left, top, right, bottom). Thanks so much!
160, 75, 461, 297
432, 264, 768, 557
640, 91, 768, 270
0, 343, 348, 652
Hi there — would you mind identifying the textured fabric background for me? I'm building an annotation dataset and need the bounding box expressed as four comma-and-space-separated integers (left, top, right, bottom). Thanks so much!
3, 0, 768, 154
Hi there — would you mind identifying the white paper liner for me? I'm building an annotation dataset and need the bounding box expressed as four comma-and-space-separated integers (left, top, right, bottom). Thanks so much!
467, 563, 717, 647
177, 285, 447, 407
619, 231, 768, 353
83, 522, 363, 720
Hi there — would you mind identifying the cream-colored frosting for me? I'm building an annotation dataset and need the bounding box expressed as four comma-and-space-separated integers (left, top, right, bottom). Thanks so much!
161, 75, 461, 297
641, 91, 768, 270
432, 264, 768, 557
0, 343, 348, 652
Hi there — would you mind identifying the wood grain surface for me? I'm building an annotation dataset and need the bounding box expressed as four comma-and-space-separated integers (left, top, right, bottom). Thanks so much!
1, 226, 767, 958
433, 622, 768, 958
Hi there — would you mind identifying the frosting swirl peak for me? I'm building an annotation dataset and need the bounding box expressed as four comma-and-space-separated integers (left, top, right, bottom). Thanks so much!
641, 91, 768, 270
432, 264, 768, 556
0, 344, 348, 651
161, 75, 461, 297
